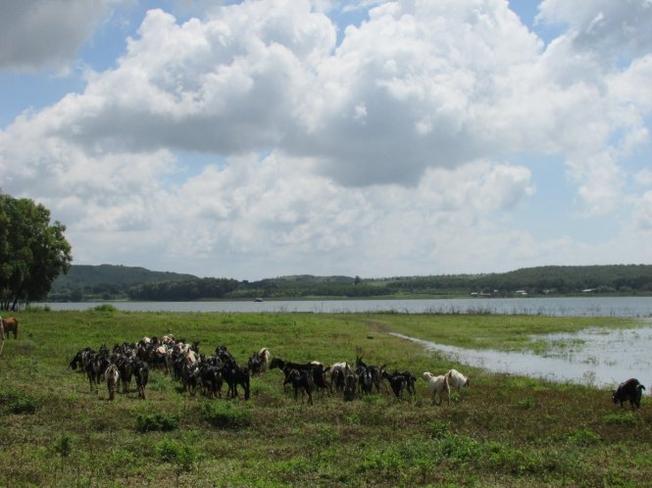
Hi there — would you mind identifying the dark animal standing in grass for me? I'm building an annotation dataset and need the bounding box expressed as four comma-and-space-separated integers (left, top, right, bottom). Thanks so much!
383, 370, 416, 399
83, 352, 102, 392
69, 348, 94, 371
223, 359, 250, 400
311, 364, 332, 395
105, 364, 120, 401
200, 363, 223, 398
355, 357, 376, 395
216, 345, 234, 363
93, 354, 111, 388
400, 371, 417, 398
116, 356, 134, 393
383, 371, 406, 399
613, 378, 646, 409
356, 364, 373, 395
1, 316, 18, 339
330, 362, 353, 393
248, 352, 263, 376
272, 358, 331, 395
181, 363, 200, 395
287, 368, 314, 405
343, 372, 357, 401
368, 364, 387, 393
134, 360, 149, 399
332, 369, 344, 392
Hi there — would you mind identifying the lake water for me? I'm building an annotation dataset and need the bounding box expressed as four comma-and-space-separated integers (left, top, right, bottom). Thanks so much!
392, 324, 652, 389
39, 296, 652, 317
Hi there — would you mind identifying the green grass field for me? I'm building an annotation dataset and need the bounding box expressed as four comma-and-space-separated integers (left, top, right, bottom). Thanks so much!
1, 310, 651, 487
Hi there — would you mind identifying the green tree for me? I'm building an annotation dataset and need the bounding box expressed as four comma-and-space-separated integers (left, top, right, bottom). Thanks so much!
0, 194, 72, 310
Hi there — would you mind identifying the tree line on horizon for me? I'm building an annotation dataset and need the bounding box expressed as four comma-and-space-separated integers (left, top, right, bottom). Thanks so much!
48, 264, 652, 302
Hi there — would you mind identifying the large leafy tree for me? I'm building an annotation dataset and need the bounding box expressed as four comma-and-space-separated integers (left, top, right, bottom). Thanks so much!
0, 194, 72, 310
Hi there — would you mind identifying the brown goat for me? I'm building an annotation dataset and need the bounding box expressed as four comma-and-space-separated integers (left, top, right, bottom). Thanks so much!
1, 317, 18, 339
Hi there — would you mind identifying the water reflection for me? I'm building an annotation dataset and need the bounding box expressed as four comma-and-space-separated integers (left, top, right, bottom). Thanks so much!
37, 296, 652, 316
391, 326, 652, 389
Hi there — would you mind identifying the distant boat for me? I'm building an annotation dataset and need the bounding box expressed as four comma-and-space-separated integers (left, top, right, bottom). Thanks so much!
254, 298, 264, 302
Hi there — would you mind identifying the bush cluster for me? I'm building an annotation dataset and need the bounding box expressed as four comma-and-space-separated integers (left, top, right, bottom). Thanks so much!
135, 413, 179, 433
200, 401, 252, 429
0, 387, 39, 414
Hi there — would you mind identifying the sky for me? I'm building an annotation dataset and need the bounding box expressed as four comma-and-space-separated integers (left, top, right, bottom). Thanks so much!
1, 0, 651, 280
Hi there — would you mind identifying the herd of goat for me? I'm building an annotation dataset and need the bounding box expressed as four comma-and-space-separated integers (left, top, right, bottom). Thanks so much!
68, 334, 470, 405
68, 333, 647, 409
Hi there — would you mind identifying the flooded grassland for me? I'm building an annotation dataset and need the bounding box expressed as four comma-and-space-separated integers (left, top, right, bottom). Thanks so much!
1, 310, 651, 487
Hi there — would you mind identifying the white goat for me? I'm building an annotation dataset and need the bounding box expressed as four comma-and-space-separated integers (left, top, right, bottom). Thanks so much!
422, 372, 450, 405
161, 334, 176, 345
446, 369, 470, 393
330, 361, 352, 376
258, 348, 271, 371
105, 364, 120, 401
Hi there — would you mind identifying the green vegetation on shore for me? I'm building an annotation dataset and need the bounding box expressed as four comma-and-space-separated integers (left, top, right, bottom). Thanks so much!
2, 311, 651, 487
48, 263, 652, 302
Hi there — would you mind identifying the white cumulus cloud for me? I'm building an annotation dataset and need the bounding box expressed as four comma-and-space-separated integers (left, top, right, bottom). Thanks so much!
2, 0, 652, 276
0, 0, 126, 72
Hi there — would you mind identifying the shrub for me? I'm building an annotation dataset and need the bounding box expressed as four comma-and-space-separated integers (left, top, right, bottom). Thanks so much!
567, 428, 601, 447
200, 402, 252, 429
156, 439, 196, 464
155, 438, 198, 479
136, 413, 179, 433
0, 388, 39, 414
25, 304, 51, 312
515, 397, 537, 409
428, 420, 450, 439
54, 434, 72, 460
93, 304, 117, 312
602, 412, 639, 426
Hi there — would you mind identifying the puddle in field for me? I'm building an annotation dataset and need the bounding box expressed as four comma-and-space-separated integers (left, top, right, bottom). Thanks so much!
391, 325, 652, 389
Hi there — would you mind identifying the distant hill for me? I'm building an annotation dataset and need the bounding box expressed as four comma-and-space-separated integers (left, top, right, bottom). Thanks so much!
364, 264, 652, 297
47, 263, 652, 301
49, 264, 197, 301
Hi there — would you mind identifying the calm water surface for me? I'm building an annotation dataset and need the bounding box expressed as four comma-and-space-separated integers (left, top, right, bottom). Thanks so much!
40, 296, 652, 316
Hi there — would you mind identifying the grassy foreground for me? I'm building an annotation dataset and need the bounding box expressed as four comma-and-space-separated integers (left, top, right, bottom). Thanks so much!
1, 310, 651, 487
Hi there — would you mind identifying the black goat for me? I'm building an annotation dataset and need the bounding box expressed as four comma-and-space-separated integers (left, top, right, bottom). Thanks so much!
368, 365, 387, 393
134, 360, 149, 399
69, 347, 94, 371
181, 363, 200, 395
116, 355, 134, 393
355, 356, 386, 395
84, 352, 111, 393
613, 378, 646, 408
200, 363, 223, 398
272, 358, 331, 395
222, 359, 250, 400
216, 345, 234, 364
382, 370, 416, 399
286, 369, 314, 405
399, 370, 417, 397
248, 352, 263, 376
343, 372, 357, 401
356, 364, 373, 395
